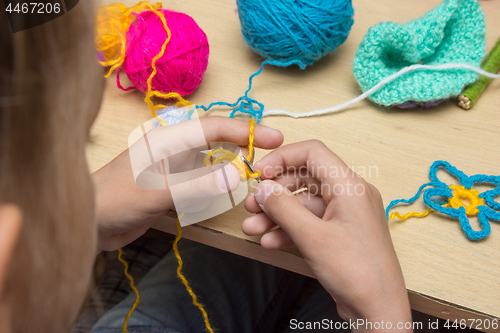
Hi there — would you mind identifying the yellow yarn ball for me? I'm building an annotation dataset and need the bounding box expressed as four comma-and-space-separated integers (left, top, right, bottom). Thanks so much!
95, 3, 132, 64
95, 2, 162, 65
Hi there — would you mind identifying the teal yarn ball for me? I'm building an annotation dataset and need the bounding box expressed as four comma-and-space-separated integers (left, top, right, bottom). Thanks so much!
237, 0, 354, 66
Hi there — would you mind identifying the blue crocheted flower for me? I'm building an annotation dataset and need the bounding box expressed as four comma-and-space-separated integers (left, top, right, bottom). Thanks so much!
353, 0, 486, 106
386, 161, 500, 240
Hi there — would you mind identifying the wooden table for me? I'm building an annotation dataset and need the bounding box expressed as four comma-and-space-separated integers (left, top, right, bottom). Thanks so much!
89, 0, 500, 330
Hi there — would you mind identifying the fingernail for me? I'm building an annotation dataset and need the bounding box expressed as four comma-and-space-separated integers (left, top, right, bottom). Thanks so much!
255, 181, 277, 205
262, 126, 281, 136
253, 159, 266, 172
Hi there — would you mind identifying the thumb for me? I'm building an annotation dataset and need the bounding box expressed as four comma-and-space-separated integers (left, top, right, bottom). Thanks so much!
254, 180, 321, 243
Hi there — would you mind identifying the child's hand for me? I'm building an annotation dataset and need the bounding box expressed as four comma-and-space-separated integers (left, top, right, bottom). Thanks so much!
93, 117, 283, 252
242, 140, 412, 331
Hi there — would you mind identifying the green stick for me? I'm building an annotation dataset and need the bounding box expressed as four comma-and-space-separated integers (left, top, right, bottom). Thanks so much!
458, 37, 500, 110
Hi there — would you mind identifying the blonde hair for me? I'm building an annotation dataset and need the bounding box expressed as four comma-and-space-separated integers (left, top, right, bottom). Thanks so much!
0, 2, 104, 332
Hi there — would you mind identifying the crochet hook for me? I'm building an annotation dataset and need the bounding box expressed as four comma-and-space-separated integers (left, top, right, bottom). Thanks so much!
240, 156, 261, 183
240, 156, 309, 196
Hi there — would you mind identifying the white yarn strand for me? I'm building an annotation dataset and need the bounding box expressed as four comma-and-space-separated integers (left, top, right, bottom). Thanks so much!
262, 63, 500, 119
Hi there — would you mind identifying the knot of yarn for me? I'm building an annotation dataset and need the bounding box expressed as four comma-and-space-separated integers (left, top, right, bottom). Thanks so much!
202, 148, 249, 180
201, 120, 260, 181
237, 0, 353, 66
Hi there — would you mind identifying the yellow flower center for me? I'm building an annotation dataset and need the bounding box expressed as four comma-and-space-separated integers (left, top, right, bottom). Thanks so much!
446, 185, 485, 216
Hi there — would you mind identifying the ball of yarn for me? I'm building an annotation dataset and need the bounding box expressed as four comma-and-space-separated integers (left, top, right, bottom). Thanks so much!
153, 106, 189, 127
123, 9, 209, 96
237, 0, 354, 66
95, 3, 135, 63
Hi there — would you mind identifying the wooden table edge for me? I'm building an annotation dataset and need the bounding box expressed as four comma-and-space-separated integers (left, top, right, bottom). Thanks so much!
409, 292, 499, 332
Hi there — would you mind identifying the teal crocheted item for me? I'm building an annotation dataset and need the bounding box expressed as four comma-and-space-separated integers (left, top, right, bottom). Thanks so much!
353, 0, 486, 106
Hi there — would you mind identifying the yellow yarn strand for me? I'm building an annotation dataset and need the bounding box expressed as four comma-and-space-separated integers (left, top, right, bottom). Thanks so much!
245, 119, 261, 178
142, 7, 192, 125
390, 208, 435, 221
390, 184, 486, 221
144, 86, 211, 331
173, 218, 215, 333
202, 144, 248, 179
118, 115, 257, 333
201, 120, 261, 180
247, 119, 257, 162
117, 248, 140, 333
170, 120, 260, 332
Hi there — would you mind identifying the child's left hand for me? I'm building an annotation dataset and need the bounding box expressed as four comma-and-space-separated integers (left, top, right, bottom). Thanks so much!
93, 116, 283, 251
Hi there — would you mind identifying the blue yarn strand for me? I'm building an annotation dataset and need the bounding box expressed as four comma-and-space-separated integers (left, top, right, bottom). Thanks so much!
385, 181, 441, 219
196, 60, 305, 123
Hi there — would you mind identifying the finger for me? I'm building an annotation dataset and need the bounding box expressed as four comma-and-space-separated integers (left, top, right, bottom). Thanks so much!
244, 187, 325, 217
254, 140, 364, 203
260, 228, 296, 249
273, 173, 326, 217
253, 180, 322, 244
244, 192, 262, 214
200, 116, 284, 149
239, 146, 251, 162
245, 169, 326, 216
255, 140, 349, 179
273, 172, 322, 193
242, 212, 277, 236
295, 192, 326, 218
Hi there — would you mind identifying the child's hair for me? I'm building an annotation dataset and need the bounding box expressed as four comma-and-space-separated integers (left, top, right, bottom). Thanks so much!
0, 1, 104, 331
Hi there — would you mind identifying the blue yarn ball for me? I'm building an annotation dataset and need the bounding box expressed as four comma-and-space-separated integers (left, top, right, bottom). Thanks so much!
237, 0, 354, 66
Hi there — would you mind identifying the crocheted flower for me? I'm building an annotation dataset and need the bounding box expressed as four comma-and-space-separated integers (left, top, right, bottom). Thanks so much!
386, 161, 500, 240
353, 0, 486, 106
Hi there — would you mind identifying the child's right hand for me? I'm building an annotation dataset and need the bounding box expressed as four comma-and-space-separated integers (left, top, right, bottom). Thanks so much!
243, 140, 412, 331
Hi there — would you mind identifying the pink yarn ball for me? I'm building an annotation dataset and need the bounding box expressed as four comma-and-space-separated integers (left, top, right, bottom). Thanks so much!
123, 9, 209, 96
